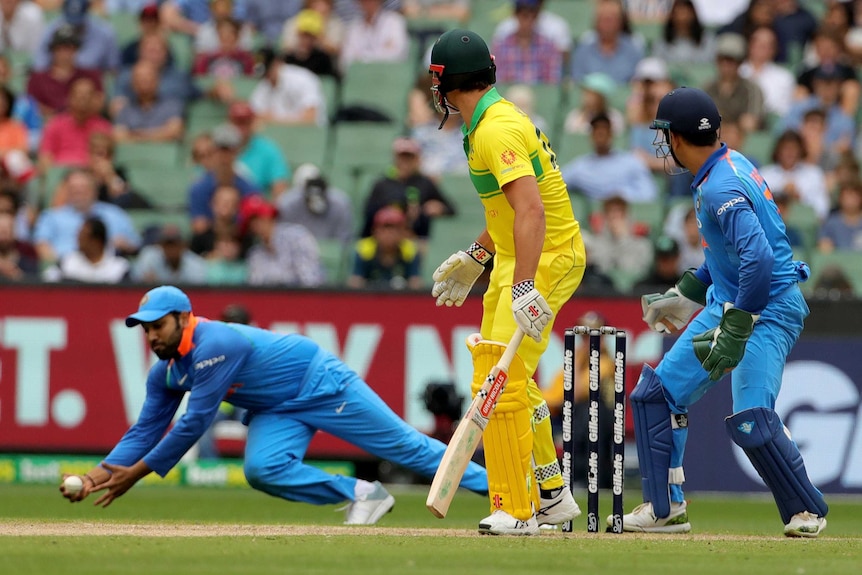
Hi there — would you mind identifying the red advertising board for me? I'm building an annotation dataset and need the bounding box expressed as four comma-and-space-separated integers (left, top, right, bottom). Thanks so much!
0, 286, 654, 459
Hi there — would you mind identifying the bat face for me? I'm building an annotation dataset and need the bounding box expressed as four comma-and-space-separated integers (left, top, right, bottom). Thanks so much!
479, 369, 507, 417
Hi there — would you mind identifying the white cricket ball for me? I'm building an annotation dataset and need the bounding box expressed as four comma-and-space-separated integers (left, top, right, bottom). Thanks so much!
63, 475, 84, 495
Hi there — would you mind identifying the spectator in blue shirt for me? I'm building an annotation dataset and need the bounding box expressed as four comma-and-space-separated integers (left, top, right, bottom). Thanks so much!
561, 113, 658, 203
228, 101, 291, 200
33, 0, 120, 72
570, 0, 644, 84
113, 62, 185, 143
161, 0, 247, 36
245, 0, 303, 45
188, 123, 259, 235
32, 168, 140, 264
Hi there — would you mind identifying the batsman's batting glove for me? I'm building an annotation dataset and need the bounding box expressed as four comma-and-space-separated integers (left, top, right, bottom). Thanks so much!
511, 279, 553, 342
692, 303, 760, 381
431, 242, 493, 307
641, 269, 708, 334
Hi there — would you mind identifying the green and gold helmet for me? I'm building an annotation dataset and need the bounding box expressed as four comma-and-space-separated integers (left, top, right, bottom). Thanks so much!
428, 29, 496, 123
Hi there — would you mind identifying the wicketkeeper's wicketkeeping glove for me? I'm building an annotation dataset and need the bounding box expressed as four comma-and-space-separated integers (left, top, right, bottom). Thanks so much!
431, 242, 493, 307
641, 269, 709, 333
692, 303, 760, 381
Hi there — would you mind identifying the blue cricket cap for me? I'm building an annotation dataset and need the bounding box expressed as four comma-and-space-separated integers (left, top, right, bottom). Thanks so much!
651, 87, 721, 136
125, 286, 192, 327
63, 0, 90, 26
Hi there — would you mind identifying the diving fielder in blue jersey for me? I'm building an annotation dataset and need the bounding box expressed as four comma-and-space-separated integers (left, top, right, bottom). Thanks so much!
615, 88, 828, 537
59, 286, 488, 525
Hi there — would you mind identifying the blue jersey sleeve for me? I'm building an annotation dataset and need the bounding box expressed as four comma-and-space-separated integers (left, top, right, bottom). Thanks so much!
143, 330, 254, 476
708, 189, 774, 314
103, 363, 183, 468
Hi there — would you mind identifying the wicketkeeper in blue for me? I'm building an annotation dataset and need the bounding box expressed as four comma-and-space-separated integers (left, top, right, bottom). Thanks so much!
616, 87, 828, 537
59, 286, 488, 524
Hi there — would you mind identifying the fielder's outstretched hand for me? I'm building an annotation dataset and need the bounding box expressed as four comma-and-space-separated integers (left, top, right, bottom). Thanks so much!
642, 270, 708, 333
91, 462, 145, 508
431, 247, 489, 307
511, 280, 552, 342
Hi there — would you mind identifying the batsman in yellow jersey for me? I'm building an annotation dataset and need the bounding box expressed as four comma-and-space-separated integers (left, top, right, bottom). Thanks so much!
429, 29, 586, 535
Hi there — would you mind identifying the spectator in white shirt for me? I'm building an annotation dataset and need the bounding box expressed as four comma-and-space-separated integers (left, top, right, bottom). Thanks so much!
44, 216, 130, 283
759, 129, 830, 221
739, 26, 796, 117
249, 49, 327, 126
339, 0, 408, 71
0, 0, 45, 55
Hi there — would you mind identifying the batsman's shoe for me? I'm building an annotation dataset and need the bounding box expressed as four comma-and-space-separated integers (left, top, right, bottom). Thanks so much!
344, 481, 395, 525
610, 501, 691, 533
537, 487, 581, 526
478, 510, 540, 536
784, 512, 827, 538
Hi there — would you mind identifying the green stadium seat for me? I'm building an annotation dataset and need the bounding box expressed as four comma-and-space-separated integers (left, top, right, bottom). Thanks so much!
806, 250, 862, 297
546, 0, 594, 41
329, 165, 383, 224
628, 200, 667, 240
422, 214, 485, 282
109, 12, 140, 44
317, 237, 349, 286
340, 61, 417, 126
259, 124, 330, 170
437, 174, 485, 219
39, 167, 69, 207
329, 123, 402, 174
556, 132, 592, 163
127, 209, 192, 239
186, 99, 228, 136
783, 202, 820, 251
168, 33, 194, 72
743, 131, 776, 166
468, 0, 511, 46
569, 192, 592, 224
115, 141, 183, 169
127, 165, 196, 209
496, 83, 565, 142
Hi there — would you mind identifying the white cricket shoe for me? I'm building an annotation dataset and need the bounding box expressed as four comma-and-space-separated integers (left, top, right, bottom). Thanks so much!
343, 481, 395, 525
784, 511, 827, 538
537, 488, 581, 526
609, 501, 691, 533
478, 510, 540, 536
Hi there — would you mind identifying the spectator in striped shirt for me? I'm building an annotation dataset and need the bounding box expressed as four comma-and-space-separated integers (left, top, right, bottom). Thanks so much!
491, 0, 562, 85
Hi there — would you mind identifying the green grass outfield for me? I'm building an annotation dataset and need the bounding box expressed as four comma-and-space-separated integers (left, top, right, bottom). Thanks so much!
2, 484, 861, 575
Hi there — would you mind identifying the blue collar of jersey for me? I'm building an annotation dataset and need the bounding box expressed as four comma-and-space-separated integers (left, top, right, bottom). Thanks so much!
461, 87, 502, 138
692, 143, 728, 188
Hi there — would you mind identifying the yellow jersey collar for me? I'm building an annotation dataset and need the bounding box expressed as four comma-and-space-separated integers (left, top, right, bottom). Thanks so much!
461, 87, 502, 138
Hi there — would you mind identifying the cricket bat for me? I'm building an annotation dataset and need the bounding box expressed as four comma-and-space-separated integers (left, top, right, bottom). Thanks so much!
426, 328, 526, 518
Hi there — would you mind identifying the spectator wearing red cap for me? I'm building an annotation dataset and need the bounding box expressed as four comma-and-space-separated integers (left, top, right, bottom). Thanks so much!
240, 195, 325, 287
361, 137, 455, 243
119, 4, 176, 69
348, 205, 422, 290
228, 101, 291, 199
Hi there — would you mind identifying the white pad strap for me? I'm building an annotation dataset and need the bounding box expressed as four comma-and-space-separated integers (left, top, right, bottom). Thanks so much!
668, 467, 685, 485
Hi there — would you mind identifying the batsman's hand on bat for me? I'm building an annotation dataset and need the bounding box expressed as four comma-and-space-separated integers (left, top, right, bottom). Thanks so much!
641, 269, 708, 334
431, 243, 493, 307
511, 279, 552, 342
692, 303, 759, 381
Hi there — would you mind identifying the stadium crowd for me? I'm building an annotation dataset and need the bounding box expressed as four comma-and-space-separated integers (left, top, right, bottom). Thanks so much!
1, 0, 861, 298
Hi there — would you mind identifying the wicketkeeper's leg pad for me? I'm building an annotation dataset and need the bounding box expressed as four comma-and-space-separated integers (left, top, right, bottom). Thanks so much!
726, 407, 828, 524
631, 365, 685, 519
469, 336, 534, 521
